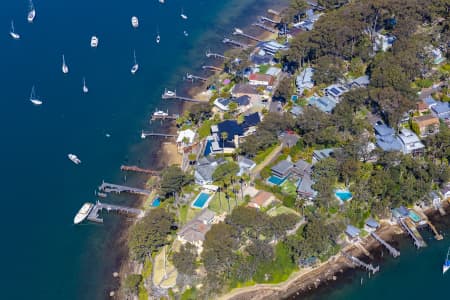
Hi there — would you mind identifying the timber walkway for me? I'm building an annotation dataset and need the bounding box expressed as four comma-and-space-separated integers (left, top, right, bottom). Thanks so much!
87, 200, 144, 223
98, 181, 151, 196
371, 232, 400, 257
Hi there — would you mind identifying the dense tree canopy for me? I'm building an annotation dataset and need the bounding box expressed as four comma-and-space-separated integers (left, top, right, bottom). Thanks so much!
159, 165, 194, 198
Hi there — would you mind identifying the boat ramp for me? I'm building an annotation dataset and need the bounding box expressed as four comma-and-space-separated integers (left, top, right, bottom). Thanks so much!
87, 200, 144, 223
98, 181, 151, 196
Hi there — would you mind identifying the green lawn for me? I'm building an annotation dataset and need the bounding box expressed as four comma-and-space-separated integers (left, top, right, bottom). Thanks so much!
208, 192, 244, 214
253, 243, 298, 283
281, 180, 297, 197
258, 64, 270, 74
267, 205, 300, 217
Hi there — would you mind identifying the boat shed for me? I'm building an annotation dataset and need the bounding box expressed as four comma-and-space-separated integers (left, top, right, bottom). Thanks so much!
365, 218, 380, 231
345, 225, 361, 240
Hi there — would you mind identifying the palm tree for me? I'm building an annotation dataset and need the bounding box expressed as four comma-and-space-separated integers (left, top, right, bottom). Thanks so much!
221, 131, 228, 154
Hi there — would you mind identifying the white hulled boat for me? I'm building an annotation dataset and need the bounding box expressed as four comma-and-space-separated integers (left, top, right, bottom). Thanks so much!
131, 50, 139, 74
9, 21, 20, 40
82, 77, 88, 93
29, 85, 42, 105
153, 109, 169, 118
73, 202, 94, 224
443, 247, 450, 274
90, 36, 99, 48
183, 30, 189, 37
131, 16, 139, 28
27, 0, 36, 23
68, 153, 81, 164
180, 9, 188, 20
156, 32, 161, 44
62, 54, 69, 74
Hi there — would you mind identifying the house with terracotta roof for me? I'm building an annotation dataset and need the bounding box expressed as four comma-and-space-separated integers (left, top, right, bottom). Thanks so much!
248, 73, 275, 87
416, 101, 429, 114
412, 115, 440, 137
231, 84, 260, 102
248, 191, 276, 209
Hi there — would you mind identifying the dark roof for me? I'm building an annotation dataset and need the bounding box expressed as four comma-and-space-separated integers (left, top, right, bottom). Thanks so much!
217, 98, 231, 106
232, 84, 258, 95
345, 225, 360, 238
365, 218, 380, 228
243, 112, 261, 128
233, 95, 250, 106
374, 123, 395, 136
217, 120, 244, 140
271, 160, 293, 175
398, 206, 409, 216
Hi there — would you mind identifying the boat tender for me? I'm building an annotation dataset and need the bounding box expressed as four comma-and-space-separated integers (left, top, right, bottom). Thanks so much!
68, 153, 81, 164
90, 36, 98, 48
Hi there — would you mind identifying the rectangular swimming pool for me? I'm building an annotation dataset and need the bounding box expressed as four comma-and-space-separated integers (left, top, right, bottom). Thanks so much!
409, 211, 421, 223
192, 192, 212, 209
267, 175, 287, 186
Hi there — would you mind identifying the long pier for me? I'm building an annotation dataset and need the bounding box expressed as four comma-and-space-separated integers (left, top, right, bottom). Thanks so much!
342, 252, 380, 274
185, 73, 207, 82
233, 28, 262, 42
98, 181, 151, 196
222, 38, 249, 49
87, 201, 144, 223
259, 16, 278, 24
120, 165, 160, 175
427, 221, 444, 240
151, 114, 179, 121
206, 50, 228, 60
399, 218, 427, 248
371, 232, 400, 258
252, 22, 277, 33
141, 131, 177, 139
161, 89, 203, 103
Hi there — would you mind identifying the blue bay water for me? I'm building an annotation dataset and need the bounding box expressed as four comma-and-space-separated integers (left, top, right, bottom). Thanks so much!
0, 0, 286, 299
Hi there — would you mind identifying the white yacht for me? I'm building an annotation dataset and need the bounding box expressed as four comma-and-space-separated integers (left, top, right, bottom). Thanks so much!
131, 16, 139, 28
82, 77, 89, 93
131, 50, 139, 74
62, 54, 69, 74
180, 9, 188, 20
165, 90, 176, 97
68, 153, 81, 164
29, 85, 42, 105
159, 0, 165, 3
9, 21, 20, 40
153, 109, 168, 118
27, 0, 36, 23
74, 202, 94, 224
90, 36, 99, 48
156, 32, 161, 44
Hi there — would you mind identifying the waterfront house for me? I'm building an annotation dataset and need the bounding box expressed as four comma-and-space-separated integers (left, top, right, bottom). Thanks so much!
177, 209, 216, 253
345, 225, 361, 242
231, 83, 260, 102
440, 184, 450, 200
296, 67, 315, 95
364, 218, 380, 232
398, 128, 425, 155
176, 129, 196, 153
308, 95, 337, 113
312, 148, 336, 164
412, 115, 440, 137
248, 73, 275, 87
250, 48, 273, 65
260, 40, 288, 55
194, 157, 224, 185
213, 96, 251, 113
271, 160, 294, 179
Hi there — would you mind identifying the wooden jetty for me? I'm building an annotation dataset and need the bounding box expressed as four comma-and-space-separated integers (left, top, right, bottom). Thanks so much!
427, 221, 443, 240
342, 251, 380, 274
222, 38, 249, 49
98, 181, 151, 196
186, 73, 207, 82
151, 113, 179, 121
206, 50, 228, 60
141, 131, 177, 139
87, 200, 144, 223
120, 165, 160, 175
202, 65, 223, 72
233, 28, 262, 42
371, 232, 400, 258
259, 16, 278, 24
399, 218, 427, 248
252, 22, 277, 33
161, 89, 203, 102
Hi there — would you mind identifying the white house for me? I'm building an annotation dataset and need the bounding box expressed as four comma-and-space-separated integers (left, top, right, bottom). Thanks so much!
177, 129, 196, 153
398, 128, 425, 155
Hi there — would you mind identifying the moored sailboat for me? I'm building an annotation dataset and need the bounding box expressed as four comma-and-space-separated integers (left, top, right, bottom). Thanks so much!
27, 0, 36, 23
62, 54, 69, 74
9, 21, 20, 40
443, 247, 450, 274
82, 77, 89, 93
131, 50, 139, 74
29, 85, 42, 105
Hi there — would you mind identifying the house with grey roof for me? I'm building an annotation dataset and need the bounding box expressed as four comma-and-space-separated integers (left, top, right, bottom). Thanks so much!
397, 128, 425, 155
348, 75, 370, 89
324, 84, 348, 100
440, 184, 450, 199
238, 156, 256, 176
364, 218, 380, 232
296, 174, 317, 200
177, 209, 216, 253
271, 160, 294, 178
292, 160, 312, 177
345, 225, 361, 241
308, 96, 337, 113
290, 105, 303, 117
312, 148, 336, 164
280, 133, 300, 148
194, 158, 224, 185
296, 67, 315, 95
374, 123, 402, 152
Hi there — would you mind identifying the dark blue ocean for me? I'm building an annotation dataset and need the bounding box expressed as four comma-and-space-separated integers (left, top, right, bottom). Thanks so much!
0, 0, 286, 299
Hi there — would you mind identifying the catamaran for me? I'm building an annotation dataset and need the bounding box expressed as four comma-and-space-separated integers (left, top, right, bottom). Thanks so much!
180, 9, 188, 20
131, 16, 139, 28
131, 50, 139, 74
29, 86, 42, 105
82, 77, 89, 93
9, 21, 20, 40
27, 0, 36, 23
90, 36, 99, 48
443, 247, 450, 274
62, 54, 69, 74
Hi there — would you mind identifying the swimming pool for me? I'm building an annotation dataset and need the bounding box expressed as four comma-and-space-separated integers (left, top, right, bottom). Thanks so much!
409, 211, 421, 223
267, 175, 287, 186
192, 192, 212, 209
204, 139, 213, 156
151, 197, 161, 207
335, 189, 353, 202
